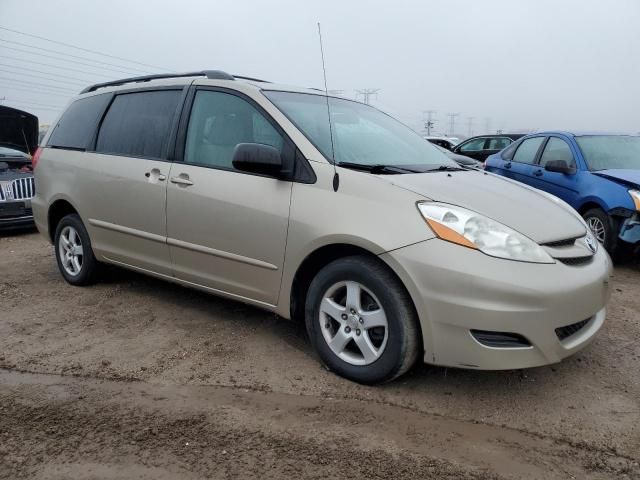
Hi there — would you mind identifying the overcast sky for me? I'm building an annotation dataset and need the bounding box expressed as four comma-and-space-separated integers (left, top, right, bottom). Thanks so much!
1, 0, 638, 135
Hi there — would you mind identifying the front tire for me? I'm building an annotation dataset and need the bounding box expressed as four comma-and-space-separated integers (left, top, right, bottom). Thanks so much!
305, 256, 420, 384
54, 214, 100, 286
583, 208, 616, 253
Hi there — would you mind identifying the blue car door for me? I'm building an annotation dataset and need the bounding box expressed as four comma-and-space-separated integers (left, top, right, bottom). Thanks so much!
503, 136, 546, 183
529, 136, 581, 206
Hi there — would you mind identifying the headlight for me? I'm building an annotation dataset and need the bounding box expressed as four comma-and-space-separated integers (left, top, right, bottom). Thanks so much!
629, 190, 640, 211
417, 202, 554, 263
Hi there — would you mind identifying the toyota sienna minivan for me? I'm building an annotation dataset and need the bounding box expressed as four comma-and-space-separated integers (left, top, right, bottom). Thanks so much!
32, 71, 612, 384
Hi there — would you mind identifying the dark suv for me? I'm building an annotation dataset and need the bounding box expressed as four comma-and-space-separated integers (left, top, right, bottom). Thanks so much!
0, 106, 38, 228
452, 134, 525, 162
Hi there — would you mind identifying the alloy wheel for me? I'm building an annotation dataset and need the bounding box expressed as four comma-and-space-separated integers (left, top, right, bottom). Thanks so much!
586, 217, 606, 244
318, 280, 388, 366
58, 225, 84, 276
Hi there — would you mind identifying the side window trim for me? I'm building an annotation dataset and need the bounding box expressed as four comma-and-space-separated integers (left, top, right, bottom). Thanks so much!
536, 135, 576, 167
174, 85, 315, 183
511, 136, 547, 165
91, 86, 187, 162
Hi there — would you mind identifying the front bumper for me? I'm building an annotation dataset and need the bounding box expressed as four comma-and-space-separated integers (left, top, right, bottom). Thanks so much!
0, 200, 34, 229
382, 239, 612, 370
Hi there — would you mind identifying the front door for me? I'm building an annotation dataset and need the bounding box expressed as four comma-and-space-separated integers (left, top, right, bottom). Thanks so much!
529, 136, 581, 206
166, 89, 292, 305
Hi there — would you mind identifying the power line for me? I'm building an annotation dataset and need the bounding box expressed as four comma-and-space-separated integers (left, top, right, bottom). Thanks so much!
0, 64, 97, 84
0, 25, 174, 72
0, 54, 110, 79
0, 71, 87, 90
0, 38, 153, 74
0, 83, 73, 97
5, 98, 64, 109
6, 102, 62, 112
0, 77, 77, 93
0, 45, 145, 76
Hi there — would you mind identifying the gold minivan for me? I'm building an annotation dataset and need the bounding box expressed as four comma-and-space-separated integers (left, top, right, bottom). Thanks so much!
33, 71, 612, 384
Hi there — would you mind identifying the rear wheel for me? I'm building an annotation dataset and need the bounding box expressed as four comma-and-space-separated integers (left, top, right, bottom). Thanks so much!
583, 208, 616, 253
305, 256, 420, 384
54, 214, 100, 286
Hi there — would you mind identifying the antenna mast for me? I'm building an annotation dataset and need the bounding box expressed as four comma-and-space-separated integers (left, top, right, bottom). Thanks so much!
317, 22, 339, 192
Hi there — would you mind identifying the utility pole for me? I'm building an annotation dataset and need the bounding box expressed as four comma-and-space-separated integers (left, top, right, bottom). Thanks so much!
356, 88, 379, 105
484, 117, 491, 134
0, 96, 5, 105
467, 117, 474, 137
423, 110, 436, 136
447, 112, 460, 136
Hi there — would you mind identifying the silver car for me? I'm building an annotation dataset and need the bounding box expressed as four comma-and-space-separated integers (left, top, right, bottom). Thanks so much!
32, 71, 612, 384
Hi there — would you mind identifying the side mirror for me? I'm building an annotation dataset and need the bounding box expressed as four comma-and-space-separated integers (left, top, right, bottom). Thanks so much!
232, 143, 283, 177
544, 160, 575, 174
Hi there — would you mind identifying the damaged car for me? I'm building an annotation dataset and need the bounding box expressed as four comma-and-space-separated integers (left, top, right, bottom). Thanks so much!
0, 106, 38, 228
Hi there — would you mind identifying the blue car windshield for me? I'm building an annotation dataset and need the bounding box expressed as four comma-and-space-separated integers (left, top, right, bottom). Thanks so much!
263, 91, 456, 169
576, 136, 640, 171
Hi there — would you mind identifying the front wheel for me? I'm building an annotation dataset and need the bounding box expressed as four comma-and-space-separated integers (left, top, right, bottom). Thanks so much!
583, 208, 616, 253
54, 214, 100, 286
305, 256, 420, 384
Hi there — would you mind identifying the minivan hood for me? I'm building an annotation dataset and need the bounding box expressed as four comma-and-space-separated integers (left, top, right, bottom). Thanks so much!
385, 170, 585, 244
0, 106, 39, 155
592, 169, 640, 189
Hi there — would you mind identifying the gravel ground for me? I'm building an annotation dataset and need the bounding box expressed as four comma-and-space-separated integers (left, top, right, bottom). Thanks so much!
1, 229, 639, 479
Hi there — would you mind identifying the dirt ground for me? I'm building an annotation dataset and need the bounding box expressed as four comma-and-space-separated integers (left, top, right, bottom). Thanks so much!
1, 229, 639, 479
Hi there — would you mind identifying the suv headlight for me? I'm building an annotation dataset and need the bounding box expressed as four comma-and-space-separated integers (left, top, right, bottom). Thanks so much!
629, 190, 640, 211
417, 202, 554, 263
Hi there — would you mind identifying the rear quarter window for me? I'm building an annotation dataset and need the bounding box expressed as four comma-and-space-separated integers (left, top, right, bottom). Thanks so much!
47, 94, 111, 150
96, 90, 182, 160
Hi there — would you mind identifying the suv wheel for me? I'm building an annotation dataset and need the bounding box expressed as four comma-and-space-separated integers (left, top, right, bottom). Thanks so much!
583, 208, 616, 253
54, 214, 100, 285
305, 256, 419, 384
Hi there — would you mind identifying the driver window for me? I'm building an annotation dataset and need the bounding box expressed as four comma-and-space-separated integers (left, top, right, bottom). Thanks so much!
459, 138, 487, 152
539, 137, 575, 169
184, 90, 283, 170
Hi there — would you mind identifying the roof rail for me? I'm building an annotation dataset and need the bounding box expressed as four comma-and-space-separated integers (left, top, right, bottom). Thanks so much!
79, 70, 236, 94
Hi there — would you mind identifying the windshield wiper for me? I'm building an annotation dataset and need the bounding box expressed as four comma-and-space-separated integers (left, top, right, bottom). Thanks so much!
336, 162, 421, 174
425, 165, 468, 172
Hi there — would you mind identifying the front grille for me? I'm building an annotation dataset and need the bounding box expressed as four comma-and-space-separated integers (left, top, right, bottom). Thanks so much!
11, 177, 35, 200
558, 256, 593, 266
555, 318, 590, 341
543, 237, 579, 248
471, 330, 531, 348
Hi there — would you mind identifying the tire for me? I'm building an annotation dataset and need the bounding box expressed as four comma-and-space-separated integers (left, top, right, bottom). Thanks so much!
583, 208, 617, 254
54, 214, 100, 286
305, 255, 420, 384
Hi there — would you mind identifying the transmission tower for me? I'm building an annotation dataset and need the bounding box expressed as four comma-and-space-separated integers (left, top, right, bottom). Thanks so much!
467, 117, 475, 136
423, 110, 437, 136
447, 112, 460, 136
356, 88, 379, 105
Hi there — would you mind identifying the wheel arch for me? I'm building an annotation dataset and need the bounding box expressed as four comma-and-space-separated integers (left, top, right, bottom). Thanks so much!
47, 198, 81, 243
287, 242, 425, 356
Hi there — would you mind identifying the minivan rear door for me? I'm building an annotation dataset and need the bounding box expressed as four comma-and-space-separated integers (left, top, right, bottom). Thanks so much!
166, 88, 292, 306
87, 89, 183, 275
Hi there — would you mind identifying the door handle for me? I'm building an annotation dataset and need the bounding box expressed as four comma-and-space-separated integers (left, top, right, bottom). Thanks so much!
504, 162, 512, 169
170, 175, 194, 186
145, 169, 166, 181
534, 169, 543, 177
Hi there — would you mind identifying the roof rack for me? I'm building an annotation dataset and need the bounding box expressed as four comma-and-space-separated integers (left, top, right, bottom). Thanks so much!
80, 70, 270, 94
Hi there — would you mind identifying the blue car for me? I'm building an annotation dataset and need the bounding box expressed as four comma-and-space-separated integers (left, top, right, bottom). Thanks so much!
485, 132, 640, 254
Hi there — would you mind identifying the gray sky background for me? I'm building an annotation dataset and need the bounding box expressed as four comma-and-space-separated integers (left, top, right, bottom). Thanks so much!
1, 0, 638, 136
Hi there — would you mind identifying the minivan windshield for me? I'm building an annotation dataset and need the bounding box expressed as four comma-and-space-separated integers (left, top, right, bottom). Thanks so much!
575, 135, 640, 171
264, 91, 457, 171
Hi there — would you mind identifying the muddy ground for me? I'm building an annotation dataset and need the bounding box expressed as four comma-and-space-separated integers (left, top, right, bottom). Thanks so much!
1, 229, 639, 479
